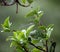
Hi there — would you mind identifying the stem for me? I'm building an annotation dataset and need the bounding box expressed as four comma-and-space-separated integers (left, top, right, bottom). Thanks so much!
46, 40, 48, 52
17, 43, 29, 52
22, 46, 29, 52
29, 42, 46, 52
16, 2, 18, 13
50, 41, 56, 52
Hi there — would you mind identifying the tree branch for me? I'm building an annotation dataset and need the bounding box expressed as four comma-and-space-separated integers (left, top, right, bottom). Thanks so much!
1, 0, 30, 7
1, 0, 15, 6
0, 0, 31, 13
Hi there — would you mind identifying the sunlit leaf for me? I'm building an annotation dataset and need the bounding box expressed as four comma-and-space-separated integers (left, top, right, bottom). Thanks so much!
1, 17, 12, 32
2, 17, 12, 28
46, 24, 54, 39
13, 31, 25, 40
22, 29, 26, 38
13, 30, 27, 44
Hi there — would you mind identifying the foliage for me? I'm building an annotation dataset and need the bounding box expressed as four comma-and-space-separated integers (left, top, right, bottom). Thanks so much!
1, 0, 56, 52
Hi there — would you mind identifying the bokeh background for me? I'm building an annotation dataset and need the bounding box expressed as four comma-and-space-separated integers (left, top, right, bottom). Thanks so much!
0, 0, 60, 52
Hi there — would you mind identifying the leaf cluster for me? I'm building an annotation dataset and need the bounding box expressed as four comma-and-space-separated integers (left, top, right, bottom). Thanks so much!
1, 1, 56, 52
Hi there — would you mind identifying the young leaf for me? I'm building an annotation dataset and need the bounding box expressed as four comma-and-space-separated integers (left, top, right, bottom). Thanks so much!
13, 31, 24, 40
13, 31, 27, 44
37, 11, 43, 18
22, 29, 26, 38
46, 24, 54, 39
1, 17, 12, 32
26, 10, 37, 17
2, 17, 12, 28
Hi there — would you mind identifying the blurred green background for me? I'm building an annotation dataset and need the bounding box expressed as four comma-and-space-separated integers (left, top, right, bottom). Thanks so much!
0, 0, 60, 52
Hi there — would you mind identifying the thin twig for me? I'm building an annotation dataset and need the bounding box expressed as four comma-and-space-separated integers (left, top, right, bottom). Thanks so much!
22, 45, 29, 52
29, 42, 46, 52
16, 2, 18, 13
17, 43, 29, 52
46, 40, 48, 52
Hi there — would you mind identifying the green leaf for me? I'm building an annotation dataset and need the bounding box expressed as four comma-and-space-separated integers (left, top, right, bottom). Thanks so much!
38, 26, 46, 30
26, 7, 40, 17
26, 25, 35, 37
21, 29, 27, 38
10, 41, 17, 47
1, 17, 12, 32
1, 29, 10, 32
35, 11, 43, 22
2, 17, 12, 28
37, 11, 43, 18
32, 48, 40, 52
26, 8, 43, 25
47, 24, 54, 28
13, 31, 27, 44
26, 10, 37, 17
6, 36, 15, 41
40, 33, 46, 38
30, 30, 37, 38
27, 0, 33, 4
13, 31, 24, 40
22, 0, 26, 4
16, 47, 24, 52
26, 7, 42, 18
34, 11, 43, 23
46, 24, 54, 39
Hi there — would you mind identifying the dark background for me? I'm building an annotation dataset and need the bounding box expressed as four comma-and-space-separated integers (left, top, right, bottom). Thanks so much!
0, 0, 60, 52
